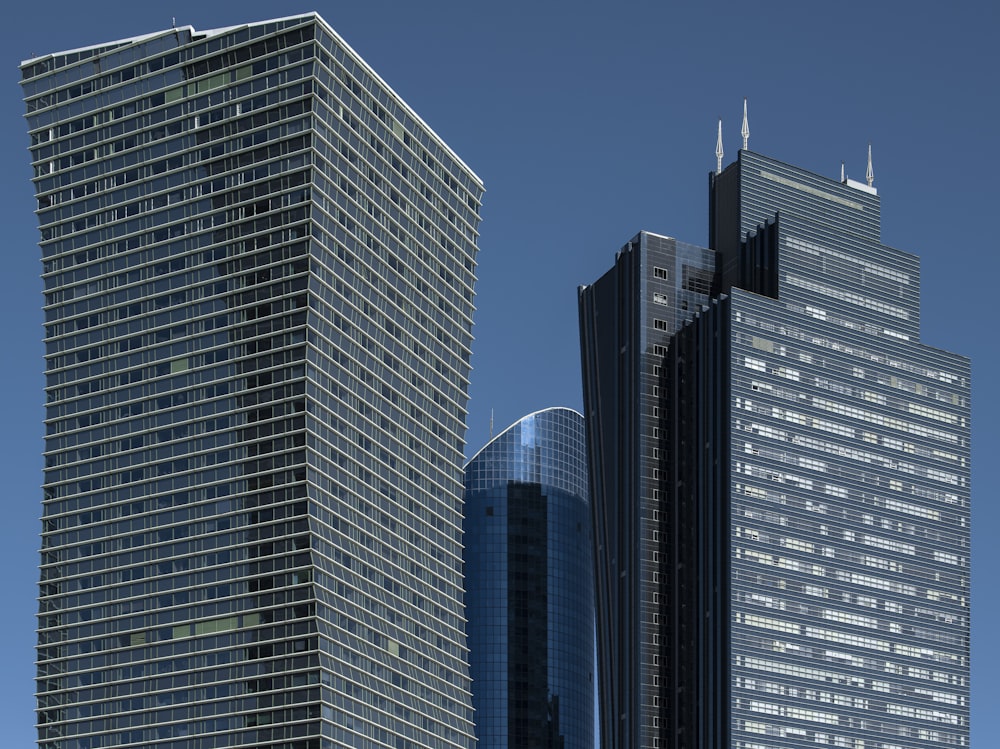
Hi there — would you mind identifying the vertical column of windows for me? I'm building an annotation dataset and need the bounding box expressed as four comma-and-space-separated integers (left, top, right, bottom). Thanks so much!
33, 24, 323, 749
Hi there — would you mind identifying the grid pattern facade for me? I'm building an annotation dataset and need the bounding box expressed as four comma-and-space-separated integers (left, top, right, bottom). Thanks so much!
24, 14, 483, 749
578, 234, 716, 749
463, 408, 593, 749
717, 153, 969, 749
581, 151, 969, 749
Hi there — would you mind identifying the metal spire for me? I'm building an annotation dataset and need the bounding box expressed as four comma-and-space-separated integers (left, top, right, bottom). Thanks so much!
841, 161, 845, 183
741, 97, 749, 150
715, 118, 724, 174
866, 143, 874, 187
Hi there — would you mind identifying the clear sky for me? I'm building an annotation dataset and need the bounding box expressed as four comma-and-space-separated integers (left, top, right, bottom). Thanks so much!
2, 1, 996, 745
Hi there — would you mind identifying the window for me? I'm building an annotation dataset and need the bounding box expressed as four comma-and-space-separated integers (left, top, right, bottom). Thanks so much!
682, 264, 714, 295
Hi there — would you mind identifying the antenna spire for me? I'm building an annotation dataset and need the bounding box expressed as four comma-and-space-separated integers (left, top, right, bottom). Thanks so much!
489, 408, 494, 439
866, 143, 874, 187
715, 118, 724, 174
841, 161, 845, 183
741, 98, 750, 151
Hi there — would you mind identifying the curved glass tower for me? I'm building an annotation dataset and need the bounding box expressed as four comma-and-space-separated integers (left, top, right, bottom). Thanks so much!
463, 408, 593, 749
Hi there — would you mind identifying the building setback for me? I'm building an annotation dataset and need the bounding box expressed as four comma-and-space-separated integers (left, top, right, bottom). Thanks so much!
580, 148, 969, 749
463, 407, 594, 749
23, 14, 483, 749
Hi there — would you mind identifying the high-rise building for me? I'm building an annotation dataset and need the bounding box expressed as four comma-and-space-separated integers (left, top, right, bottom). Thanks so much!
462, 407, 594, 749
578, 232, 717, 749
23, 14, 483, 749
580, 147, 970, 749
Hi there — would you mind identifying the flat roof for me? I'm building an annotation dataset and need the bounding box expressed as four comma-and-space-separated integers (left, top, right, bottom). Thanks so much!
22, 12, 483, 188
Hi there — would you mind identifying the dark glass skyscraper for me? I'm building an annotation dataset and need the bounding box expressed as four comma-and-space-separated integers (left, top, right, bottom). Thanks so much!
580, 150, 969, 749
578, 232, 717, 749
23, 14, 483, 749
463, 408, 593, 749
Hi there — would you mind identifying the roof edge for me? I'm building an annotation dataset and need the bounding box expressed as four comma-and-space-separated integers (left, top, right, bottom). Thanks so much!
463, 406, 583, 468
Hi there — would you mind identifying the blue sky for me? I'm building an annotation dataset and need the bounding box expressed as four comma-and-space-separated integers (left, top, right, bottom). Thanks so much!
2, 1, 996, 745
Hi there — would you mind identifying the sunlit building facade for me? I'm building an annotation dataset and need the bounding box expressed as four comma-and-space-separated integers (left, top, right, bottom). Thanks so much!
580, 150, 970, 749
23, 14, 483, 749
463, 407, 593, 749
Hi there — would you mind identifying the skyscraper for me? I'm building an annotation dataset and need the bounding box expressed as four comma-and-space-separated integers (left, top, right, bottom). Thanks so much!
580, 147, 969, 749
463, 407, 593, 749
24, 14, 483, 749
578, 232, 717, 749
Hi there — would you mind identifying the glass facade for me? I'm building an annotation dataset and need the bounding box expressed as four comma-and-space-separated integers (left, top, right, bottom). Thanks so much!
463, 408, 593, 749
23, 14, 483, 749
581, 152, 969, 749
716, 152, 969, 749
578, 233, 717, 749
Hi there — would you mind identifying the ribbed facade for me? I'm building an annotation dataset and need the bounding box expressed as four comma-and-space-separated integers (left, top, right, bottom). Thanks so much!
578, 234, 717, 749
24, 14, 483, 749
581, 151, 970, 749
463, 407, 593, 749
